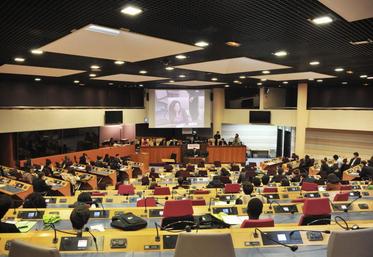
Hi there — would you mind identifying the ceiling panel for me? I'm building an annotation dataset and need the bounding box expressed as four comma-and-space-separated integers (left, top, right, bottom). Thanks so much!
162, 80, 226, 86
250, 71, 335, 81
0, 64, 85, 77
319, 0, 373, 22
92, 74, 169, 82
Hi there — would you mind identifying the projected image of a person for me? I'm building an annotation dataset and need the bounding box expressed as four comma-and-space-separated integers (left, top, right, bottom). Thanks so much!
168, 100, 190, 124
188, 91, 199, 121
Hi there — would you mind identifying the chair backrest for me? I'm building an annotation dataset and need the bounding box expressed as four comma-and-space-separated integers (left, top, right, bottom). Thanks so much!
220, 176, 231, 184
302, 198, 331, 215
301, 182, 319, 191
291, 198, 306, 203
174, 233, 236, 257
198, 170, 208, 177
91, 191, 106, 196
163, 200, 193, 218
224, 183, 241, 193
333, 192, 349, 202
154, 187, 171, 195
136, 197, 157, 207
191, 199, 206, 206
263, 187, 278, 193
240, 218, 274, 228
193, 189, 210, 195
340, 185, 352, 191
118, 184, 135, 195
327, 228, 373, 257
9, 240, 61, 257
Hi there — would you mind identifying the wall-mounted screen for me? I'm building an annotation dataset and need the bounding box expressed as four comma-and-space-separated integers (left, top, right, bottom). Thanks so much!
149, 89, 211, 128
250, 111, 271, 124
105, 111, 123, 124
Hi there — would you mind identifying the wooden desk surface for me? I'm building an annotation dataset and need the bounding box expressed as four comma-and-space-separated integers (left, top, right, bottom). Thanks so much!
140, 146, 182, 164
207, 146, 247, 163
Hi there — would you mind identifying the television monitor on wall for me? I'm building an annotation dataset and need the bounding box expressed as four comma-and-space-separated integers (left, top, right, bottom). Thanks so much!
105, 111, 123, 124
250, 111, 271, 124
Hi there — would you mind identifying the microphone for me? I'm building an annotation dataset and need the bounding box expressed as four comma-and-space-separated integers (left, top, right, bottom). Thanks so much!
85, 227, 98, 252
343, 195, 362, 212
208, 197, 215, 212
255, 228, 298, 252
50, 223, 59, 244
144, 197, 148, 213
154, 222, 161, 242
235, 195, 243, 205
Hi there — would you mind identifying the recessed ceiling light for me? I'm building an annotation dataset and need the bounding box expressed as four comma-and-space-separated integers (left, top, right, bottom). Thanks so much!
179, 74, 186, 78
261, 78, 267, 81
224, 85, 230, 88
34, 78, 41, 81
317, 79, 323, 83
311, 16, 333, 25
282, 81, 288, 84
139, 70, 147, 74
114, 60, 125, 65
346, 70, 353, 74
74, 80, 80, 84
239, 75, 246, 79
257, 82, 263, 86
79, 83, 85, 86
89, 73, 96, 77
262, 70, 270, 74
14, 57, 25, 62
360, 75, 367, 78
175, 55, 187, 60
274, 50, 287, 57
169, 80, 175, 83
368, 77, 373, 80
225, 41, 241, 47
308, 78, 314, 81
342, 82, 348, 85
194, 41, 209, 47
31, 49, 43, 55
335, 67, 344, 72
363, 83, 369, 86
233, 80, 241, 84
309, 61, 320, 66
86, 25, 120, 35
139, 84, 144, 87
90, 65, 100, 69
211, 77, 218, 81
108, 82, 114, 86
121, 6, 143, 16
165, 66, 174, 71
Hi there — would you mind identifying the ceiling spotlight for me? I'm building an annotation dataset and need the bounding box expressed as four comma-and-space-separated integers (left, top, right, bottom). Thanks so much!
114, 60, 125, 65
169, 80, 175, 83
179, 74, 186, 78
360, 75, 367, 78
79, 83, 85, 86
335, 67, 344, 72
139, 70, 147, 74
74, 80, 80, 84
363, 83, 369, 86
121, 6, 143, 16
257, 82, 263, 86
194, 41, 209, 47
346, 70, 353, 74
165, 66, 174, 71
14, 57, 25, 62
211, 77, 218, 81
239, 76, 246, 79
317, 79, 323, 83
90, 65, 100, 69
309, 61, 320, 66
261, 78, 267, 81
311, 16, 333, 25
31, 49, 43, 55
233, 80, 241, 84
34, 78, 41, 81
368, 77, 373, 80
225, 41, 241, 47
139, 84, 144, 87
175, 55, 187, 60
308, 78, 315, 81
282, 81, 288, 84
108, 82, 114, 86
274, 50, 287, 57
262, 70, 270, 74
224, 85, 230, 88
342, 82, 348, 85
89, 73, 96, 77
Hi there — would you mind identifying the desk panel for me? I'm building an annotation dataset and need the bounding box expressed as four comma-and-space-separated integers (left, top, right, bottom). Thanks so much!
207, 146, 246, 163
140, 146, 181, 164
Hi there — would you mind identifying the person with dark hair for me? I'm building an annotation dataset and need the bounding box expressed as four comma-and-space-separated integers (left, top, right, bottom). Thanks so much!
252, 177, 261, 187
246, 198, 263, 220
61, 156, 73, 169
32, 172, 52, 194
220, 167, 230, 177
281, 178, 290, 187
173, 177, 190, 189
79, 153, 90, 165
290, 169, 301, 183
359, 161, 373, 180
0, 195, 20, 233
141, 175, 150, 186
149, 167, 160, 181
213, 131, 221, 146
42, 159, 53, 177
232, 133, 241, 146
318, 159, 330, 179
23, 192, 47, 208
168, 100, 190, 124
300, 172, 317, 185
326, 173, 341, 191
103, 154, 110, 163
69, 192, 94, 208
271, 167, 286, 183
349, 152, 361, 167
70, 205, 90, 231
261, 174, 270, 185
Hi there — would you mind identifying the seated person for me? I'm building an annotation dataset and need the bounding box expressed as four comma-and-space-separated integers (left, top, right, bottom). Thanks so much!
270, 167, 286, 183
79, 153, 90, 165
280, 178, 290, 187
252, 177, 262, 189
360, 161, 373, 180
148, 181, 159, 190
290, 169, 301, 182
261, 174, 270, 186
95, 156, 106, 167
326, 173, 341, 191
246, 198, 263, 220
22, 169, 35, 184
103, 154, 110, 163
220, 167, 230, 177
173, 177, 190, 189
70, 205, 90, 233
69, 192, 97, 208
149, 167, 160, 181
197, 161, 205, 168
241, 182, 254, 205
0, 195, 20, 233
141, 175, 150, 186
300, 171, 317, 185
32, 172, 52, 195
219, 138, 228, 146
23, 192, 47, 208
164, 164, 173, 172
42, 159, 53, 177
206, 176, 224, 188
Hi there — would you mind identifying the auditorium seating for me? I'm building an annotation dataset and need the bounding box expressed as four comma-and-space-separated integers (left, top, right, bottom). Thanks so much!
224, 183, 241, 193
263, 187, 278, 193
299, 198, 332, 226
340, 185, 352, 191
136, 197, 157, 207
118, 184, 135, 195
240, 218, 275, 228
161, 200, 194, 229
333, 192, 349, 202
154, 187, 171, 195
301, 182, 319, 191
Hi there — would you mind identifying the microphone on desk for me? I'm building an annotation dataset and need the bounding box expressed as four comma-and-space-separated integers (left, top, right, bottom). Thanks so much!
154, 222, 161, 242
343, 194, 362, 213
85, 227, 98, 252
254, 228, 298, 252
50, 223, 59, 244
208, 197, 215, 212
144, 197, 148, 213
235, 195, 243, 205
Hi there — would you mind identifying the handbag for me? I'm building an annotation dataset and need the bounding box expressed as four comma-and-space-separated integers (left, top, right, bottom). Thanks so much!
111, 212, 147, 231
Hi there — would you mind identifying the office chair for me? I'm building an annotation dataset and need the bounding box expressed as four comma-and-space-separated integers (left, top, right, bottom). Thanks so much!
298, 198, 331, 225
193, 189, 210, 194
340, 184, 352, 191
327, 228, 373, 257
9, 240, 60, 257
301, 182, 319, 191
174, 233, 236, 257
136, 197, 157, 207
263, 187, 278, 193
191, 199, 206, 206
333, 192, 349, 202
118, 184, 135, 195
240, 218, 274, 228
224, 183, 241, 193
154, 187, 171, 195
161, 200, 194, 229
